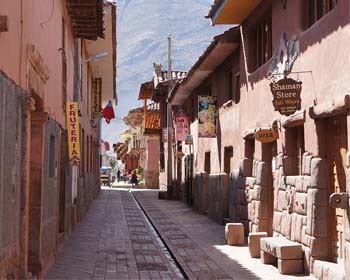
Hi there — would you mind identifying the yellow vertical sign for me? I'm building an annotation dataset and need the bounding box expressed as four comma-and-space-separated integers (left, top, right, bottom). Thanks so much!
67, 102, 81, 165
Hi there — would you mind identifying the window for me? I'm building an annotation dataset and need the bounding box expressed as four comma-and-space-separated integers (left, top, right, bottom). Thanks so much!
87, 135, 90, 173
81, 128, 85, 174
90, 135, 93, 172
233, 74, 240, 104
49, 135, 56, 178
245, 139, 255, 159
251, 14, 272, 71
80, 39, 83, 101
87, 65, 90, 116
204, 152, 211, 174
307, 0, 337, 28
62, 18, 67, 111
224, 147, 233, 174
285, 125, 305, 175
226, 70, 233, 101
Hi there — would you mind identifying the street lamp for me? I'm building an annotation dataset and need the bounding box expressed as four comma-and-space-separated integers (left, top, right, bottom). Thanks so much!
81, 52, 108, 63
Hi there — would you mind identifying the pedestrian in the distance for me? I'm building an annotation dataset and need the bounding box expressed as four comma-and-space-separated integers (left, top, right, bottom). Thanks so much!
130, 170, 138, 187
117, 168, 121, 182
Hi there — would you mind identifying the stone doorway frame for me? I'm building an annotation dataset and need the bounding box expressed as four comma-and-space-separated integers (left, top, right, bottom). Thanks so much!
26, 44, 50, 276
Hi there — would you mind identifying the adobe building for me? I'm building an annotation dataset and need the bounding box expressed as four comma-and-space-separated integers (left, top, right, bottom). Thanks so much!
0, 0, 116, 278
138, 82, 162, 189
169, 0, 350, 278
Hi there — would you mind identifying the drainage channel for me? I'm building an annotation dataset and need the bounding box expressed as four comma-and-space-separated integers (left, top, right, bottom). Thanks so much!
130, 190, 189, 280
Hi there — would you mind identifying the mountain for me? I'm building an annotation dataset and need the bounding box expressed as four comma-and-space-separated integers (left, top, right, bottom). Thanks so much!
102, 0, 227, 144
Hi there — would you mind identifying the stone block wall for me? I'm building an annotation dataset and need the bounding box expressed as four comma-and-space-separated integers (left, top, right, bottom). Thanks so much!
345, 152, 350, 279
144, 170, 159, 189
193, 172, 209, 214
233, 158, 271, 235
77, 173, 99, 222
272, 152, 332, 275
208, 173, 229, 224
0, 71, 27, 279
40, 118, 61, 271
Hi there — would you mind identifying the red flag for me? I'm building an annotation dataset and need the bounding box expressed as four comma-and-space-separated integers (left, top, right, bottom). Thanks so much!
101, 100, 115, 124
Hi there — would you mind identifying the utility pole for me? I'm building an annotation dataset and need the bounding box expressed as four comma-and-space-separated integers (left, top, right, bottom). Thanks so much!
167, 35, 173, 199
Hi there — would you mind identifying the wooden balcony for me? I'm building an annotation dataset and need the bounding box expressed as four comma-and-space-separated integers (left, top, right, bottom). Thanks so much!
66, 0, 105, 40
144, 103, 161, 136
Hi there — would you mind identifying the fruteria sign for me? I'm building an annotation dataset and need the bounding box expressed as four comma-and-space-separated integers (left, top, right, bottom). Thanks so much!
176, 114, 189, 141
198, 96, 217, 138
67, 102, 81, 165
254, 128, 278, 143
270, 77, 302, 116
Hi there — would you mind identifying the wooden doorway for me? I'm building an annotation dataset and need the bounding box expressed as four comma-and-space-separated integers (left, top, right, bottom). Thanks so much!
262, 141, 277, 236
328, 116, 347, 264
58, 130, 67, 243
184, 154, 194, 205
28, 101, 47, 275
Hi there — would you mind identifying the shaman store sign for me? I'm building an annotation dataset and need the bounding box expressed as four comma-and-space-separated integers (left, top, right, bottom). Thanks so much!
67, 102, 81, 165
270, 78, 302, 116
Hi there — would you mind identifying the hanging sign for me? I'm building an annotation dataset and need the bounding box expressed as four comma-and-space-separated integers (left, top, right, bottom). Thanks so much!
93, 78, 102, 118
198, 96, 217, 138
176, 151, 185, 158
176, 114, 189, 141
270, 77, 302, 116
185, 134, 193, 145
162, 128, 175, 142
67, 102, 81, 165
254, 129, 278, 143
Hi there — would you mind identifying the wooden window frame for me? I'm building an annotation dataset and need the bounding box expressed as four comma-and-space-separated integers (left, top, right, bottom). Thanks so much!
62, 17, 67, 111
226, 70, 233, 101
251, 13, 272, 71
306, 0, 337, 28
285, 125, 305, 175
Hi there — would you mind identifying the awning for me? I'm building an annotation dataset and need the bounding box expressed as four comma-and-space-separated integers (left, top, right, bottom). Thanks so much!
170, 27, 240, 105
138, 81, 154, 100
206, 0, 262, 25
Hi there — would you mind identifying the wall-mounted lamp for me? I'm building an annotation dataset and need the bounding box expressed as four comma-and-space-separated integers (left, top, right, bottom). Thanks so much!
81, 52, 108, 64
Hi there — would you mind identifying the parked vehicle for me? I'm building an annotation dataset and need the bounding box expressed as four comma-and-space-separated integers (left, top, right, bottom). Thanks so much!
100, 166, 112, 186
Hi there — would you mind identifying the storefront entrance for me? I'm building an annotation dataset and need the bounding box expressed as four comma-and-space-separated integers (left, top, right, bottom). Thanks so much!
184, 154, 194, 205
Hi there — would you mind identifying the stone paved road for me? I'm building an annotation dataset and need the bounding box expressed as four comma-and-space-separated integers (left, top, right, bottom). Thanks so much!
45, 189, 182, 280
133, 190, 315, 280
45, 188, 315, 280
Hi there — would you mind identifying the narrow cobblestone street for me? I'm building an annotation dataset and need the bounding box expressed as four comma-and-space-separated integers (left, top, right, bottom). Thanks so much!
45, 189, 181, 280
45, 189, 315, 280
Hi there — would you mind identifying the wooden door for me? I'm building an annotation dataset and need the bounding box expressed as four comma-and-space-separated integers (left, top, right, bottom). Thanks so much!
328, 116, 347, 264
262, 141, 276, 236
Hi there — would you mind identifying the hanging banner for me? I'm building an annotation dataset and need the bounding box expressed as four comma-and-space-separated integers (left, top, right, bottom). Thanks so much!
270, 77, 302, 116
175, 114, 189, 141
93, 78, 102, 118
67, 102, 81, 166
198, 96, 217, 138
162, 128, 175, 142
185, 134, 193, 145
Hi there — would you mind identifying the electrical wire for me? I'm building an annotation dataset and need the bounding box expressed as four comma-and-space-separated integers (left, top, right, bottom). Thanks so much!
40, 0, 55, 28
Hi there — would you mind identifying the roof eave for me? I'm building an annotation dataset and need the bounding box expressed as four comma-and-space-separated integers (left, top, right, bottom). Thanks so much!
207, 0, 262, 25
171, 27, 240, 106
